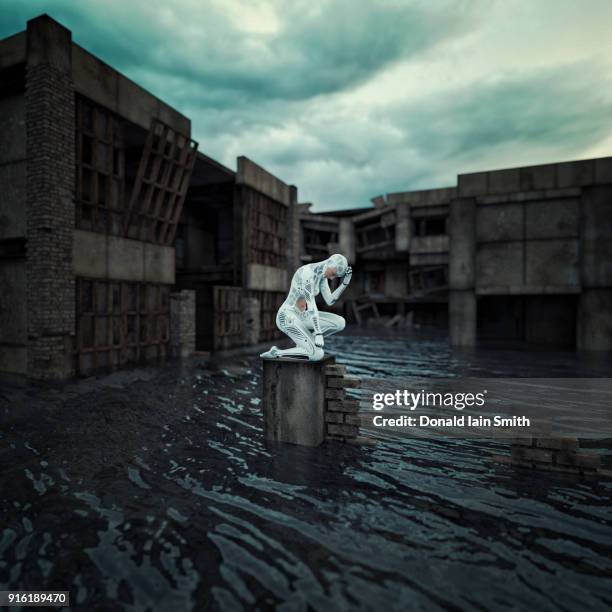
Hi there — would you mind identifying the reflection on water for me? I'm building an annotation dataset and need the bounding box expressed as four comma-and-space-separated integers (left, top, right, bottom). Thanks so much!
1, 330, 611, 611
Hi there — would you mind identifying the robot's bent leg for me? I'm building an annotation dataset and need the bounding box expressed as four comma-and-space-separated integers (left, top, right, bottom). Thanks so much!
318, 311, 345, 337
274, 309, 324, 361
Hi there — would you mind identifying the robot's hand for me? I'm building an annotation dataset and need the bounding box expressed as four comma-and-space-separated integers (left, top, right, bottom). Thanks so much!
342, 266, 352, 285
314, 333, 324, 348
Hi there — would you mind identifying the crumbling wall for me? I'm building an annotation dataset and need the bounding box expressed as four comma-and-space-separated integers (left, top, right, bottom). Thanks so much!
324, 363, 371, 444
170, 290, 195, 358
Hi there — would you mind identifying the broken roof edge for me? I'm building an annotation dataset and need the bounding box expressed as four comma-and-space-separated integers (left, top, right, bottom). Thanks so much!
195, 150, 235, 178
236, 156, 294, 206
0, 14, 192, 136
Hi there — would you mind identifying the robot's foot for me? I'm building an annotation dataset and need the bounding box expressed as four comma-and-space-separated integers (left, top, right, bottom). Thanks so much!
260, 346, 280, 359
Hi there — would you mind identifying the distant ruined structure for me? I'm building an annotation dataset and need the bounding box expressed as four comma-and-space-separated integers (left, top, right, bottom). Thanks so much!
301, 159, 612, 351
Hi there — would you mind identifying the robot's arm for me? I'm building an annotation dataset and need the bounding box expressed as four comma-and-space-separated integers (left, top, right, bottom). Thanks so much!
321, 266, 353, 306
320, 279, 334, 306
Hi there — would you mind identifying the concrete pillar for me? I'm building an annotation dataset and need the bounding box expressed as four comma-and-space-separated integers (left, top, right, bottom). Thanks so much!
25, 15, 75, 379
287, 184, 301, 274
449, 197, 476, 346
394, 201, 411, 252
338, 218, 355, 264
262, 355, 335, 446
242, 296, 261, 345
169, 290, 196, 358
577, 290, 612, 351
449, 291, 477, 346
577, 185, 612, 350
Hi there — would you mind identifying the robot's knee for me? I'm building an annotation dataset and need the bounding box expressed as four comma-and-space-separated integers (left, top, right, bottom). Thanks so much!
337, 316, 345, 332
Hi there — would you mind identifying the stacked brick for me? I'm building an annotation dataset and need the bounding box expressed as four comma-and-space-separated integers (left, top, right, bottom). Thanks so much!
510, 437, 602, 475
169, 290, 196, 358
25, 18, 76, 380
324, 363, 373, 445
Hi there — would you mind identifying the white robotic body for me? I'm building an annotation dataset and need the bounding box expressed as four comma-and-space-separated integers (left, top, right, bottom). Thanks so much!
262, 254, 351, 361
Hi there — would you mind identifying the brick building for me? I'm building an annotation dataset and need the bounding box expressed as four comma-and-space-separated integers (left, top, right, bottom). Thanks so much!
0, 15, 298, 380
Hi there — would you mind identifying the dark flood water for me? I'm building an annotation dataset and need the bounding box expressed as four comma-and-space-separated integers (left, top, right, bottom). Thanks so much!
1, 329, 611, 611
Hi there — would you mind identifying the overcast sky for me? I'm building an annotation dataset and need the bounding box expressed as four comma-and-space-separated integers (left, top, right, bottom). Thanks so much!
3, 0, 612, 210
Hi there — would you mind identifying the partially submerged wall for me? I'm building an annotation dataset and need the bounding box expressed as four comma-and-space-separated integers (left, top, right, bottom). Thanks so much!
449, 158, 612, 349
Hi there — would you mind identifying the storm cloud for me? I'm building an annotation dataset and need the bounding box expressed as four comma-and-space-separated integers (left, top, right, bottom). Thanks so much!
2, 0, 612, 209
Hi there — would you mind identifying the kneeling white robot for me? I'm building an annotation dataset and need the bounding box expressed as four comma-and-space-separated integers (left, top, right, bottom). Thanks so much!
260, 254, 352, 361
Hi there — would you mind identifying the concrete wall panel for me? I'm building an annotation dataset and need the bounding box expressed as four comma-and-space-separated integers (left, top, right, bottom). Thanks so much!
581, 185, 612, 288
458, 172, 488, 197
525, 198, 579, 239
488, 168, 520, 195
0, 259, 27, 345
387, 186, 456, 207
476, 204, 522, 242
557, 159, 594, 188
72, 44, 118, 112
73, 229, 108, 278
476, 242, 523, 288
144, 242, 175, 284
246, 263, 287, 292
108, 236, 145, 281
520, 163, 556, 191
385, 262, 408, 297
237, 157, 290, 206
525, 240, 579, 287
73, 229, 175, 284
0, 161, 26, 239
410, 252, 448, 266
73, 45, 190, 136
0, 95, 26, 164
594, 157, 612, 185
410, 235, 448, 254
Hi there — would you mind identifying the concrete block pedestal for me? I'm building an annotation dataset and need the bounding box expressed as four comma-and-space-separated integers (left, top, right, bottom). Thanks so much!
262, 355, 335, 446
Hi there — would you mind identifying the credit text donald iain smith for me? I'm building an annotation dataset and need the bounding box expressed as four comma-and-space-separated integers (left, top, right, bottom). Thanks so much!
371, 389, 531, 428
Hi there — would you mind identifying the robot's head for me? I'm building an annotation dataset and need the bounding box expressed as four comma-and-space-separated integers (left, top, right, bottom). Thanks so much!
324, 254, 348, 278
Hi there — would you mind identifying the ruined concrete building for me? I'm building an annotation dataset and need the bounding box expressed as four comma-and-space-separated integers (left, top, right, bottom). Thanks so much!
449, 161, 612, 350
0, 15, 298, 381
176, 154, 300, 352
300, 158, 612, 351
300, 187, 455, 327
1, 16, 610, 382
